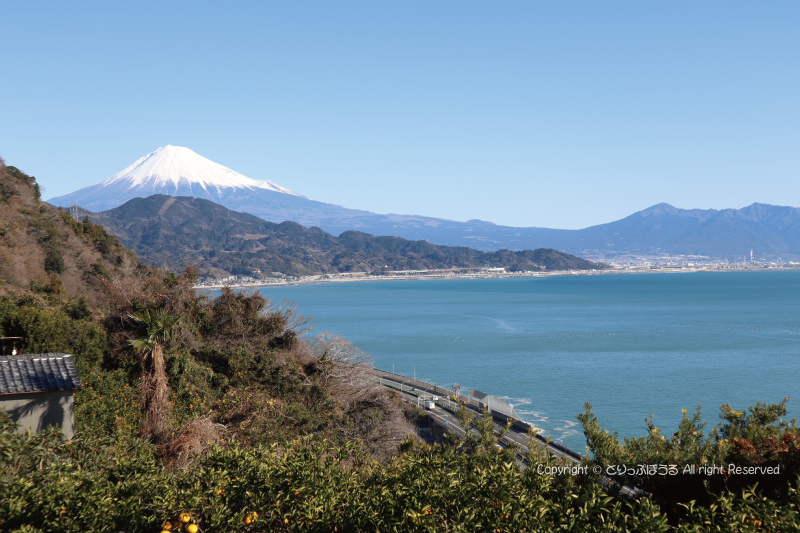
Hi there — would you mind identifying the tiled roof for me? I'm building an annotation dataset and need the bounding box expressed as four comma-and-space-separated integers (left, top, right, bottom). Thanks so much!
0, 353, 83, 395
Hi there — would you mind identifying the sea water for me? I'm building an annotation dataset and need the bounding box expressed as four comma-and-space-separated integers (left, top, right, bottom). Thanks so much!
249, 270, 799, 452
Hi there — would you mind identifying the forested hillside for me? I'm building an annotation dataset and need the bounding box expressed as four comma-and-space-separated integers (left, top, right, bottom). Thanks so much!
90, 195, 604, 278
0, 158, 140, 304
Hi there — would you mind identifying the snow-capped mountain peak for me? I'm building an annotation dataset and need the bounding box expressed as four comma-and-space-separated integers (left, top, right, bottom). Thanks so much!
101, 145, 301, 196
48, 145, 308, 213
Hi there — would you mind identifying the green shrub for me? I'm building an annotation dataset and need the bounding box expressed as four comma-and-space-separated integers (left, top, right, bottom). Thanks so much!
0, 297, 108, 366
74, 366, 140, 439
43, 244, 65, 274
0, 180, 16, 202
8, 409, 797, 532
3, 166, 40, 200
63, 296, 92, 320
579, 400, 800, 522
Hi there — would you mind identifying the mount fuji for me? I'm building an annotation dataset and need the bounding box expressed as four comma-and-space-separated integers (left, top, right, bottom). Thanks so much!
48, 145, 303, 211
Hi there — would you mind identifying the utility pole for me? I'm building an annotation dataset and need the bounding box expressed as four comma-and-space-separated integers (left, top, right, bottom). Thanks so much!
69, 200, 77, 220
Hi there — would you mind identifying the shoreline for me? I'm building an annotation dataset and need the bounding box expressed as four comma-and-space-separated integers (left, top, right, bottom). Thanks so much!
195, 265, 800, 290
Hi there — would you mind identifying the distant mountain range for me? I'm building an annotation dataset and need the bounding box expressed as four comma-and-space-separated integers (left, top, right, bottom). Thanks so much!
89, 195, 603, 278
49, 146, 800, 260
517, 202, 800, 261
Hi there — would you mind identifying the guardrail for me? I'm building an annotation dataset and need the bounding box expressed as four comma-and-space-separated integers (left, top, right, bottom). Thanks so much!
427, 410, 466, 438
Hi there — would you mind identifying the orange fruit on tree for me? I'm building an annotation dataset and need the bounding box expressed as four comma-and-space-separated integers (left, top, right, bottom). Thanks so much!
187, 524, 198, 533
180, 513, 192, 523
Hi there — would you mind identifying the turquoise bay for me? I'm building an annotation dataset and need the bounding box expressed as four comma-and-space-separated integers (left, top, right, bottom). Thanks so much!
250, 271, 800, 452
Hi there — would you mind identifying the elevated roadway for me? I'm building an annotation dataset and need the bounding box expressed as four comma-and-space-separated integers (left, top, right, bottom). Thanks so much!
376, 370, 645, 499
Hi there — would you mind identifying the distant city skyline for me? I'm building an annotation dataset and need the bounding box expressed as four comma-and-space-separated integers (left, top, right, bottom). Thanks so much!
2, 2, 799, 229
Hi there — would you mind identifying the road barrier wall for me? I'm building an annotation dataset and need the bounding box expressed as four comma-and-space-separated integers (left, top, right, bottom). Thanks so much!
469, 389, 520, 419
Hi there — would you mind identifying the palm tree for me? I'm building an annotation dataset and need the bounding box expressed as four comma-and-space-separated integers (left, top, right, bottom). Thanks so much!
129, 309, 181, 443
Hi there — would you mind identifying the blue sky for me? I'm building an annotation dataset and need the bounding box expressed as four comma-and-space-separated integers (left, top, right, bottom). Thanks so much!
2, 2, 798, 229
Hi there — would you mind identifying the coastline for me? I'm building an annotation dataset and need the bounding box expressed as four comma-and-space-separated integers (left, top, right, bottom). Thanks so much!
194, 265, 800, 290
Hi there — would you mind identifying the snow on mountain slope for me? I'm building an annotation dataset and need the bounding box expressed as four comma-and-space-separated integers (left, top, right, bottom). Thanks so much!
101, 145, 301, 196
48, 146, 305, 212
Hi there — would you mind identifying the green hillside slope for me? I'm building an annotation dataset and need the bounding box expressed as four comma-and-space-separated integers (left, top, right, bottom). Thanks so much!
91, 195, 605, 277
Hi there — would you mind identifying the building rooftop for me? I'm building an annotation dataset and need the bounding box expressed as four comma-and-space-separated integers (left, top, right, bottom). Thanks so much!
0, 353, 82, 396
